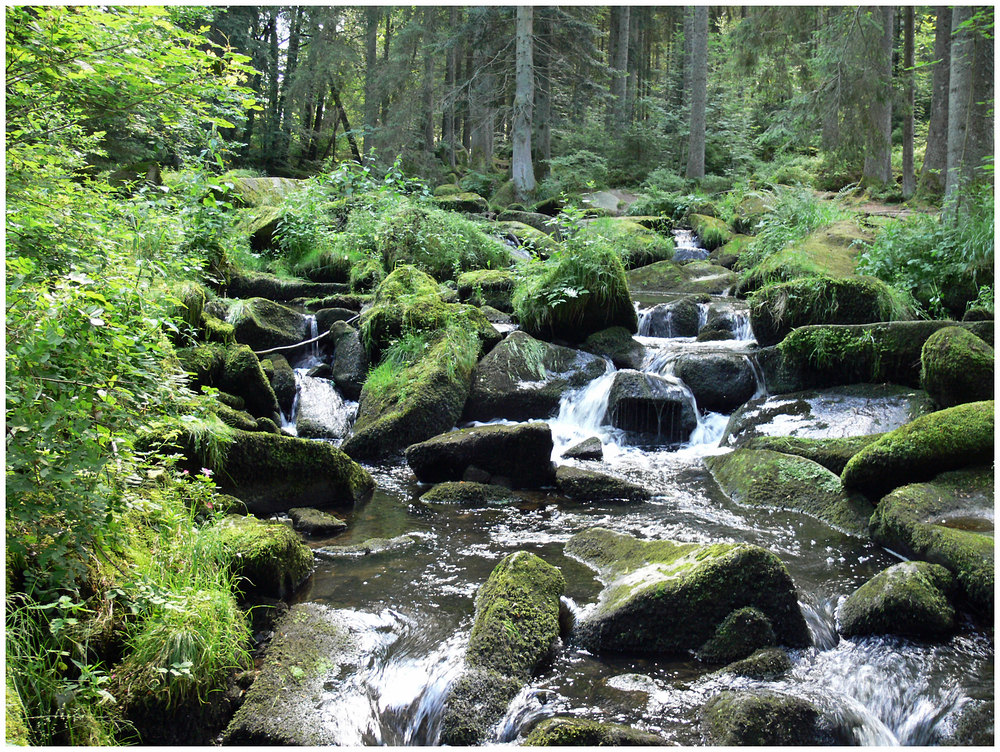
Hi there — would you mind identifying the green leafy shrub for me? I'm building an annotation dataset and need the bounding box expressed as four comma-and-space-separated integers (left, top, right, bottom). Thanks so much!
641, 167, 690, 195
539, 150, 609, 197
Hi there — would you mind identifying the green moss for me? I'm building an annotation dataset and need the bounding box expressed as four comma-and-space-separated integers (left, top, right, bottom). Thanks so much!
721, 647, 792, 680
489, 179, 517, 211
706, 449, 873, 537
580, 326, 645, 370
741, 434, 882, 475
6, 671, 31, 745
697, 607, 776, 663
434, 183, 461, 197
432, 192, 489, 214
227, 297, 305, 351
869, 466, 993, 614
221, 344, 281, 422
495, 220, 558, 256
456, 269, 516, 310
842, 401, 994, 501
689, 213, 733, 250
920, 326, 995, 408
565, 528, 810, 653
838, 561, 956, 637
227, 270, 347, 302
577, 217, 675, 270
348, 256, 384, 293
523, 717, 664, 746
626, 259, 737, 296
419, 481, 520, 505
439, 668, 523, 745
199, 312, 235, 345
226, 175, 304, 207
703, 690, 828, 746
205, 514, 313, 599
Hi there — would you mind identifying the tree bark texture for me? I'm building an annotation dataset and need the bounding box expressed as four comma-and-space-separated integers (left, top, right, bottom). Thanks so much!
901, 6, 915, 197
512, 6, 536, 202
919, 6, 952, 194
685, 6, 708, 179
862, 6, 893, 187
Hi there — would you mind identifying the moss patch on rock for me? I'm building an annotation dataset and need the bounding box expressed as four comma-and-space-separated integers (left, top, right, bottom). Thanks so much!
697, 607, 776, 664
580, 326, 646, 370
720, 647, 792, 681
706, 449, 873, 537
578, 217, 675, 269
689, 213, 734, 250
524, 716, 665, 746
565, 528, 809, 655
920, 326, 995, 408
703, 690, 831, 745
287, 507, 348, 537
226, 270, 347, 302
495, 220, 558, 256
626, 259, 736, 296
207, 514, 313, 600
555, 465, 651, 503
838, 561, 957, 638
841, 401, 994, 502
741, 434, 882, 475
456, 269, 516, 311
419, 481, 520, 505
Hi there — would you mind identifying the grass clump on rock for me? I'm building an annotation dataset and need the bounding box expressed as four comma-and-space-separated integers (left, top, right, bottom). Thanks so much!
577, 217, 675, 269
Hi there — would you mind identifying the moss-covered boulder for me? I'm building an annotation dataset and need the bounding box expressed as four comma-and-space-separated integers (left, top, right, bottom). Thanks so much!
287, 507, 348, 537
523, 717, 665, 746
702, 690, 832, 745
514, 241, 638, 344
215, 430, 374, 515
223, 604, 394, 745
495, 220, 558, 257
341, 329, 478, 461
228, 297, 307, 352
561, 437, 604, 461
456, 269, 516, 312
177, 344, 282, 424
750, 276, 914, 347
405, 422, 556, 489
496, 210, 560, 237
731, 193, 772, 235
697, 607, 777, 663
208, 514, 313, 599
869, 466, 993, 615
440, 552, 565, 745
627, 259, 737, 296
720, 647, 792, 681
766, 320, 994, 394
419, 481, 520, 506
674, 352, 757, 413
689, 213, 733, 250
841, 401, 994, 502
578, 217, 675, 270
737, 219, 871, 296
920, 326, 995, 408
838, 561, 957, 638
359, 265, 500, 362
555, 465, 651, 503
260, 353, 296, 417
580, 327, 646, 370
565, 528, 810, 655
741, 434, 882, 475
226, 175, 304, 207
433, 191, 488, 214
606, 370, 698, 441
706, 449, 873, 537
463, 331, 608, 422
226, 270, 347, 302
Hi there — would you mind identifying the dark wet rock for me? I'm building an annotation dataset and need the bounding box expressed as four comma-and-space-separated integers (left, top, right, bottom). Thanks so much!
314, 534, 421, 558
213, 402, 259, 432
478, 305, 512, 324
315, 306, 358, 332
720, 647, 793, 681
627, 260, 736, 296
228, 297, 307, 352
433, 191, 488, 214
869, 466, 993, 616
419, 481, 520, 505
705, 298, 751, 337
697, 607, 776, 663
962, 306, 993, 322
223, 605, 397, 745
457, 269, 516, 312
406, 422, 556, 489
287, 507, 348, 537
177, 343, 282, 424
674, 352, 757, 413
329, 320, 368, 401
759, 320, 994, 394
440, 552, 565, 745
640, 298, 700, 338
255, 416, 280, 434
702, 690, 834, 746
722, 384, 935, 447
523, 717, 665, 746
463, 331, 608, 422
213, 430, 374, 515
565, 528, 810, 655
226, 269, 348, 302
944, 700, 995, 746
606, 370, 698, 441
696, 328, 735, 342
581, 327, 646, 370
838, 561, 957, 638
207, 514, 313, 600
920, 326, 995, 408
705, 449, 873, 537
749, 276, 914, 347
741, 434, 882, 475
260, 354, 297, 417
561, 437, 604, 461
555, 466, 651, 503
842, 401, 994, 502
305, 363, 332, 379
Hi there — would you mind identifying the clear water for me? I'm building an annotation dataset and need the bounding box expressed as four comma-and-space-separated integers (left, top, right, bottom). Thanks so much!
282, 303, 992, 746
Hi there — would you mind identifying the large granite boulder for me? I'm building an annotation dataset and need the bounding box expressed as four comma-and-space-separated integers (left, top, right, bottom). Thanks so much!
689, 213, 733, 250
176, 343, 282, 424
639, 297, 702, 338
696, 606, 777, 664
456, 269, 516, 312
869, 466, 993, 616
673, 351, 757, 413
606, 370, 698, 441
260, 353, 297, 417
440, 552, 565, 745
329, 321, 368, 400
580, 327, 646, 370
554, 465, 651, 503
564, 528, 810, 655
705, 449, 873, 537
837, 561, 957, 638
226, 270, 347, 302
919, 325, 994, 408
228, 297, 307, 352
463, 331, 608, 422
841, 401, 994, 502
405, 422, 556, 489
627, 260, 736, 296
740, 434, 882, 476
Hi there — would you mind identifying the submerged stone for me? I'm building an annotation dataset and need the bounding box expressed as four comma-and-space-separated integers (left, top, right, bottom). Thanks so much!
287, 507, 348, 537
419, 481, 520, 506
838, 561, 957, 638
702, 690, 833, 746
555, 465, 651, 503
523, 716, 665, 746
565, 528, 810, 655
314, 534, 421, 558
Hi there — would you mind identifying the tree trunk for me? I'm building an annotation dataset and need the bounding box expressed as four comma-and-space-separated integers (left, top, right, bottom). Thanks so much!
363, 7, 379, 155
682, 7, 694, 109
607, 6, 630, 129
462, 46, 473, 151
331, 83, 362, 164
945, 6, 995, 208
265, 10, 280, 167
422, 7, 436, 154
534, 7, 552, 179
862, 7, 893, 187
901, 6, 915, 198
278, 7, 302, 164
625, 8, 639, 124
919, 6, 952, 194
443, 7, 458, 169
469, 17, 495, 170
512, 6, 536, 202
685, 6, 708, 179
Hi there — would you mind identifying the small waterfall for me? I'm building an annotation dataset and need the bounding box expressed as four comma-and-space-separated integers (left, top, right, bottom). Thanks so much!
743, 353, 768, 399
731, 308, 754, 341
672, 228, 710, 262
288, 370, 355, 440
697, 302, 709, 331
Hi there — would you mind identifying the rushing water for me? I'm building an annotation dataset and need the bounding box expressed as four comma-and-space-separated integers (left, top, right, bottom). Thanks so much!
279, 289, 991, 746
